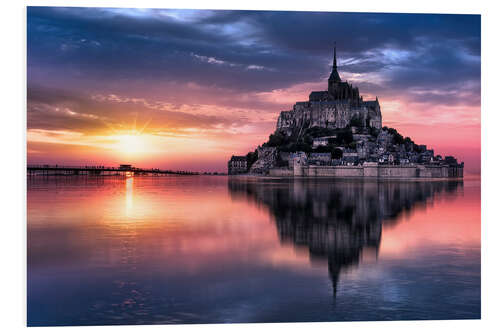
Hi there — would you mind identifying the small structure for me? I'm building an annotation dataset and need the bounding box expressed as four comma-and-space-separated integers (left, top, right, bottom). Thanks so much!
308, 152, 332, 165
342, 149, 359, 165
291, 152, 308, 176
312, 136, 337, 148
444, 156, 458, 165
227, 156, 247, 175
119, 164, 132, 170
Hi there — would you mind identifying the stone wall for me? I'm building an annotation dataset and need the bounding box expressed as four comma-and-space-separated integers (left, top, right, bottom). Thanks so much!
417, 165, 449, 178
378, 166, 418, 178
269, 164, 463, 178
269, 168, 294, 177
305, 165, 364, 177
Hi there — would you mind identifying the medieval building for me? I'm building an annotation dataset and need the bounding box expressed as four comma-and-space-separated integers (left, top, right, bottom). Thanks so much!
228, 45, 463, 177
276, 46, 382, 135
227, 155, 247, 175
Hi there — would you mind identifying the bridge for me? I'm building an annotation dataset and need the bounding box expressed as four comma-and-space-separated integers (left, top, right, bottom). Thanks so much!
27, 164, 199, 176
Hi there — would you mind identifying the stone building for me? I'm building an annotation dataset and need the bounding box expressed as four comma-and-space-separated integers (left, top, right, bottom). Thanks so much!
308, 152, 332, 165
229, 44, 463, 177
227, 155, 247, 175
312, 136, 337, 148
276, 46, 382, 136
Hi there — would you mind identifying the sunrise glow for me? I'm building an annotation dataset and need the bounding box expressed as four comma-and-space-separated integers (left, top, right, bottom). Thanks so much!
27, 8, 480, 174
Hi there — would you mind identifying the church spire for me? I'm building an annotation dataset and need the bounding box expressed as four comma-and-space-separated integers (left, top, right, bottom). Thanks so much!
328, 42, 341, 84
333, 42, 337, 69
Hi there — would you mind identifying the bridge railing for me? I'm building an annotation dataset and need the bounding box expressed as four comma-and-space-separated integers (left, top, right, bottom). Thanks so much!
27, 165, 199, 175
27, 164, 119, 169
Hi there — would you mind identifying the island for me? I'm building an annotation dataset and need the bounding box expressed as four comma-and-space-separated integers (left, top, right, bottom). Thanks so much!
228, 46, 463, 178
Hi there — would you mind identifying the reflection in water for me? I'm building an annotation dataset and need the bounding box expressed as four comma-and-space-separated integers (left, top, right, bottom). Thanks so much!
125, 177, 134, 217
27, 176, 479, 325
229, 179, 464, 296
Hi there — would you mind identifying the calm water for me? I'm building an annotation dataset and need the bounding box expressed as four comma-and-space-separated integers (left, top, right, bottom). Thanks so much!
27, 175, 481, 326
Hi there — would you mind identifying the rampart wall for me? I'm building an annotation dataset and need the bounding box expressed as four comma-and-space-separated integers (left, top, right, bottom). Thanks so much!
266, 165, 463, 178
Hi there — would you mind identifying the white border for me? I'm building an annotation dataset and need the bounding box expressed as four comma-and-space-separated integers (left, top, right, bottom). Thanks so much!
2, 0, 499, 332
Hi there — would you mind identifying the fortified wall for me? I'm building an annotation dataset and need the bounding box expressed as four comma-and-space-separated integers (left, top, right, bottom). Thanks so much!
269, 164, 464, 178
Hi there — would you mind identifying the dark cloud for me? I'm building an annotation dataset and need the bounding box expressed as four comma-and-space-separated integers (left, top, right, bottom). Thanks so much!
27, 7, 480, 107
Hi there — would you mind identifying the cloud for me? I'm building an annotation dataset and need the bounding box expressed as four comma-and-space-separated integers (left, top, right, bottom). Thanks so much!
27, 85, 277, 140
27, 8, 480, 104
26, 8, 481, 171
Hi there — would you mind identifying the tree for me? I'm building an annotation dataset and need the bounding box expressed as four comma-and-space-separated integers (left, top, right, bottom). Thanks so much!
387, 127, 404, 144
304, 126, 337, 138
246, 150, 258, 170
314, 145, 331, 153
332, 148, 343, 159
336, 130, 353, 145
369, 126, 380, 137
350, 115, 363, 127
266, 132, 285, 147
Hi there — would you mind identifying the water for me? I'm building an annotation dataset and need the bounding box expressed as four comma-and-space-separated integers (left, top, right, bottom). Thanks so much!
27, 175, 481, 326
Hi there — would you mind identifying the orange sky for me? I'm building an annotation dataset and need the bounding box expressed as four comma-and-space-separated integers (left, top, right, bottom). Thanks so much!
27, 84, 480, 174
27, 8, 480, 174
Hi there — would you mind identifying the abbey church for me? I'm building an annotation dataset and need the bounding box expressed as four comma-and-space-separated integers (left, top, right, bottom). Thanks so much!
276, 46, 382, 135
228, 45, 463, 178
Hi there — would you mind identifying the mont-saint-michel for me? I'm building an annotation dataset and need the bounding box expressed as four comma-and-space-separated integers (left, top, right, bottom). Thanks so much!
228, 46, 464, 178
26, 8, 481, 326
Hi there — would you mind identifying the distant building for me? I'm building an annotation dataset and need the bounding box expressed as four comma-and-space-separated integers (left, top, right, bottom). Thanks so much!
290, 151, 308, 168
308, 152, 332, 165
444, 156, 458, 165
312, 136, 337, 148
227, 156, 247, 175
343, 150, 358, 158
342, 150, 359, 165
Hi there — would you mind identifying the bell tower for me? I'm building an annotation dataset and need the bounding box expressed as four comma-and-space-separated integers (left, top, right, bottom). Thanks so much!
328, 43, 342, 95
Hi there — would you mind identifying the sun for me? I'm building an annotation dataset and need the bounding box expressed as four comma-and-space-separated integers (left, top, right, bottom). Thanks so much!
114, 133, 147, 155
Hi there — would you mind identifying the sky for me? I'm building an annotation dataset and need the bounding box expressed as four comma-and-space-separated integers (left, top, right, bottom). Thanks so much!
27, 7, 481, 173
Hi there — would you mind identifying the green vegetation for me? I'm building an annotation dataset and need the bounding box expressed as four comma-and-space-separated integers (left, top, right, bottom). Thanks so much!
246, 150, 258, 170
252, 123, 421, 164
369, 126, 380, 137
265, 132, 286, 147
332, 148, 343, 159
386, 127, 404, 144
303, 126, 337, 138
259, 125, 357, 157
335, 130, 354, 145
307, 144, 343, 160
242, 121, 426, 169
280, 142, 312, 153
349, 115, 363, 127
382, 126, 420, 152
